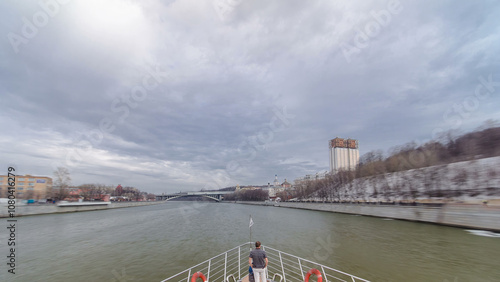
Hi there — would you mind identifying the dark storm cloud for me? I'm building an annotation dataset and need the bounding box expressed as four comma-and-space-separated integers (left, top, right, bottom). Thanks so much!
1, 0, 499, 193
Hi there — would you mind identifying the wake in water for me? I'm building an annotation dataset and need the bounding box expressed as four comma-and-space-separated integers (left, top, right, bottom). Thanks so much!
466, 230, 500, 238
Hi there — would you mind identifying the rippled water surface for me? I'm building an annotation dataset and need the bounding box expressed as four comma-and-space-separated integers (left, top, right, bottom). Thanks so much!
1, 202, 499, 281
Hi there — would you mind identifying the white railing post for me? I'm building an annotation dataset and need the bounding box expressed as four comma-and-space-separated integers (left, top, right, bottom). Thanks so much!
279, 251, 286, 282
298, 258, 304, 281
262, 246, 266, 279
238, 246, 241, 279
224, 252, 227, 281
321, 265, 328, 282
207, 260, 211, 282
187, 269, 191, 282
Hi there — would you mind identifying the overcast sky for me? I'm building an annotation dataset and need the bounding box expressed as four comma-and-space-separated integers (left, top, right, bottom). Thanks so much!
1, 0, 499, 194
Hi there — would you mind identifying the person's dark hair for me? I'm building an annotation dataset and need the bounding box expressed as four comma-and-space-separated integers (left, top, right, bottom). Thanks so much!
255, 241, 261, 248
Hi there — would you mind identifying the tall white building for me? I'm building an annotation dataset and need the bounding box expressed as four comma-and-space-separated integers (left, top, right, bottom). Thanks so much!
329, 137, 359, 173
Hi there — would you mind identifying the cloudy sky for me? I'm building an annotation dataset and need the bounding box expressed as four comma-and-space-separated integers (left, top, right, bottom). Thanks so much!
1, 0, 499, 194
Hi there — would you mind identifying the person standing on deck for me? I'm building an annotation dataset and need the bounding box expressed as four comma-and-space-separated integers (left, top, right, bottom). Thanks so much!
249, 241, 268, 282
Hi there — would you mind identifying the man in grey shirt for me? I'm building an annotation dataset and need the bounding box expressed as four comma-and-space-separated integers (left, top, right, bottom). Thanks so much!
249, 241, 268, 282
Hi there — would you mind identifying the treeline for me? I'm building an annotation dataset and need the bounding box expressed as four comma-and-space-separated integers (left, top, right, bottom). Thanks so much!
59, 184, 155, 201
356, 126, 500, 178
292, 125, 500, 202
224, 189, 269, 201
111, 185, 155, 201
294, 160, 500, 202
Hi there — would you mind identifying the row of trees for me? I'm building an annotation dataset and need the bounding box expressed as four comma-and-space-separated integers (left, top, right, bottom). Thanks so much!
50, 167, 154, 201
52, 183, 156, 201
293, 162, 500, 203
292, 125, 500, 203
111, 184, 156, 201
356, 126, 500, 178
224, 189, 269, 201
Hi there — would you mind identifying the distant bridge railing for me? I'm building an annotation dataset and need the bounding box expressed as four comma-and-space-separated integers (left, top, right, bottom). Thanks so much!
156, 191, 233, 202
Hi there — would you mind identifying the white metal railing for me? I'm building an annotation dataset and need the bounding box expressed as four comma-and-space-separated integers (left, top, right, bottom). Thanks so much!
262, 245, 370, 282
161, 242, 370, 282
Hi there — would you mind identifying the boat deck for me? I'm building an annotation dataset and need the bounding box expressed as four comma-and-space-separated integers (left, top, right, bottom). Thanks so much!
162, 242, 370, 282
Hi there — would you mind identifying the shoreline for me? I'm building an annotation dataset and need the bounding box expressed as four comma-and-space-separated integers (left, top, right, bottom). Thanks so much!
0, 201, 164, 218
231, 201, 500, 232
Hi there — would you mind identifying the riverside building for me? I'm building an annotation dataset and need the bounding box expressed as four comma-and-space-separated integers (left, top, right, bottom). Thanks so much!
0, 174, 53, 200
329, 137, 359, 172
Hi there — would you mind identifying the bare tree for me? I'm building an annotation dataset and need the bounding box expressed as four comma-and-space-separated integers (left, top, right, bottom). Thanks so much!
53, 167, 71, 201
24, 189, 35, 200
486, 167, 497, 188
316, 179, 328, 202
409, 170, 421, 201
79, 183, 110, 201
452, 168, 468, 200
378, 174, 392, 202
392, 171, 403, 201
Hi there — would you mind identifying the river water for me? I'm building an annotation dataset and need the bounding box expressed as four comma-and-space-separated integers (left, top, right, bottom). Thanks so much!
1, 202, 499, 282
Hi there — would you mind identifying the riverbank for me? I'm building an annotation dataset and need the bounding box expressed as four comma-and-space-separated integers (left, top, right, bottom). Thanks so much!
0, 201, 164, 217
234, 201, 500, 232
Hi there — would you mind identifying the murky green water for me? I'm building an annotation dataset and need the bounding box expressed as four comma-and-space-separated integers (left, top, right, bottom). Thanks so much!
0, 202, 499, 281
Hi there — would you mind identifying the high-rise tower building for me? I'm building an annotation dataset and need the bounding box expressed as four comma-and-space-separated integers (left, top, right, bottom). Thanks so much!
329, 137, 359, 173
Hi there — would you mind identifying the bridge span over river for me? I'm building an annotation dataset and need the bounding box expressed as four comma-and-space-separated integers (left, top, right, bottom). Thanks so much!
155, 191, 233, 202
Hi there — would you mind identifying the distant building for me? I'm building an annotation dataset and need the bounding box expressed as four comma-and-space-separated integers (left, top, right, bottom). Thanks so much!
115, 184, 123, 196
241, 186, 261, 190
329, 137, 359, 172
266, 176, 292, 200
294, 171, 328, 184
67, 187, 82, 199
0, 174, 53, 200
273, 174, 280, 187
281, 179, 291, 188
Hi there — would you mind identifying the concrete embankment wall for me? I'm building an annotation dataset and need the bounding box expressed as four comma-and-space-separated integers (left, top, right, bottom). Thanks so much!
235, 201, 500, 232
0, 201, 164, 217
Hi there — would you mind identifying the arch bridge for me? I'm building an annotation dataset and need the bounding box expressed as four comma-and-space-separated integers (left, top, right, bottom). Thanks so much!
156, 191, 233, 202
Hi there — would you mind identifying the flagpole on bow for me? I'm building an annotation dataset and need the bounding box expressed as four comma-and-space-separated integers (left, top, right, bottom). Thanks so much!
249, 215, 253, 251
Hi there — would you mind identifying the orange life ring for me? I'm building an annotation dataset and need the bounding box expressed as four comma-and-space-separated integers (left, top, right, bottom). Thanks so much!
191, 271, 207, 282
304, 268, 322, 282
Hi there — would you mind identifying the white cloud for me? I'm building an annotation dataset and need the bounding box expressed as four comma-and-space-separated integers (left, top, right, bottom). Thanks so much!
1, 0, 499, 193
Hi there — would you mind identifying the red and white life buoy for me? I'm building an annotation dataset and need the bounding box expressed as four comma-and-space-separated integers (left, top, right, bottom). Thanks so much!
304, 268, 322, 282
191, 271, 207, 282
